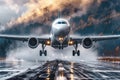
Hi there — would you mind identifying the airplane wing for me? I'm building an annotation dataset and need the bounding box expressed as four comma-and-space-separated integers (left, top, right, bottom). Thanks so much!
0, 34, 50, 44
0, 34, 120, 44
70, 35, 120, 43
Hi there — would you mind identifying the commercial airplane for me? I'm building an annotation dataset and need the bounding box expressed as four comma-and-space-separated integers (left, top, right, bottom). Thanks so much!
0, 17, 120, 56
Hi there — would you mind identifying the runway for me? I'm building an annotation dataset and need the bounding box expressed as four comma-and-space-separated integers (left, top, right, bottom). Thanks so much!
5, 59, 120, 80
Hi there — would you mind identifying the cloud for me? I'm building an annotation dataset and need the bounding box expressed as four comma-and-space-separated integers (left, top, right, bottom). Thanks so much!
4, 0, 19, 13
4, 0, 28, 13
0, 1, 6, 6
6, 0, 103, 28
0, 25, 6, 31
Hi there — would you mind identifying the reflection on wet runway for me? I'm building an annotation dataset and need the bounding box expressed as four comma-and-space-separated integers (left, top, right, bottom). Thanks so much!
0, 60, 44, 80
1, 59, 120, 80
55, 63, 67, 80
70, 62, 74, 80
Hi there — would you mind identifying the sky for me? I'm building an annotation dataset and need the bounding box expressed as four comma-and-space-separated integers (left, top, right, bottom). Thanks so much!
0, 0, 27, 24
0, 0, 101, 26
0, 0, 120, 61
0, 0, 102, 61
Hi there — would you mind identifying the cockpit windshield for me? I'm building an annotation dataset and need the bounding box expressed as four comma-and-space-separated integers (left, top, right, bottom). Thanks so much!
62, 22, 67, 24
58, 22, 61, 24
57, 21, 67, 24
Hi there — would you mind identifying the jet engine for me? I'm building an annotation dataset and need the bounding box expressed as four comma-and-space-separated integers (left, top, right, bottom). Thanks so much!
82, 38, 93, 49
28, 37, 39, 49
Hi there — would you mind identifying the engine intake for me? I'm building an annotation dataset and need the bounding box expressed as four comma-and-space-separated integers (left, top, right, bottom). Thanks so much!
28, 37, 39, 49
82, 38, 93, 49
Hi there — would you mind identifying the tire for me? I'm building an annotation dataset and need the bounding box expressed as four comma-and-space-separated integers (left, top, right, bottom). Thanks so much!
72, 50, 75, 56
77, 50, 80, 56
59, 46, 61, 49
39, 50, 42, 56
44, 50, 47, 56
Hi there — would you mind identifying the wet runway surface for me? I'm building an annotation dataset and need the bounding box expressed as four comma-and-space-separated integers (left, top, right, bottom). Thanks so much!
5, 60, 120, 80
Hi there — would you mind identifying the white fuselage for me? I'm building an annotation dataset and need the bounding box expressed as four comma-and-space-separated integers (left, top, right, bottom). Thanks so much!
51, 18, 71, 49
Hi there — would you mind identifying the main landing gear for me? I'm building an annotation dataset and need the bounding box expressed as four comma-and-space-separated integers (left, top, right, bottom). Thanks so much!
39, 44, 47, 56
72, 43, 80, 56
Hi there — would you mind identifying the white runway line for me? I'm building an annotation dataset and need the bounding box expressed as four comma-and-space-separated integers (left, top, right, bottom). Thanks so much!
92, 70, 120, 72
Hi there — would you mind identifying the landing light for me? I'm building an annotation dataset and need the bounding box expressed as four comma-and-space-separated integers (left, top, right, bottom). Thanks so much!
58, 37, 64, 41
46, 41, 51, 45
68, 41, 74, 45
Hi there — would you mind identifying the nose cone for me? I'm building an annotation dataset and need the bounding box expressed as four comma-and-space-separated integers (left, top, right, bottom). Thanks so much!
55, 24, 70, 30
52, 18, 70, 38
53, 25, 70, 37
52, 18, 70, 29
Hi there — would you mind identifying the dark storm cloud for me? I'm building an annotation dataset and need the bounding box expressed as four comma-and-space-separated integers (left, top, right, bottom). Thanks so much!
74, 0, 120, 56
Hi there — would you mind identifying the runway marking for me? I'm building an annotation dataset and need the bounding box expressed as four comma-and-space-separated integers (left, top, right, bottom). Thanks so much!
92, 70, 120, 72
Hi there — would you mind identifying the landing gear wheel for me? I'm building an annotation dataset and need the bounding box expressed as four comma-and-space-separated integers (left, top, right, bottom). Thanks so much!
77, 50, 80, 56
39, 44, 47, 56
39, 50, 42, 56
72, 50, 75, 56
72, 50, 80, 56
39, 50, 47, 56
44, 50, 47, 56
72, 43, 80, 56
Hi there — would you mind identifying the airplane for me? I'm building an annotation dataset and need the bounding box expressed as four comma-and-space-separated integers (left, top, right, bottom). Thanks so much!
0, 17, 120, 56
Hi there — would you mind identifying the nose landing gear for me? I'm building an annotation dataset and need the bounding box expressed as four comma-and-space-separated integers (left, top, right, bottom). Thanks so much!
39, 44, 47, 56
72, 43, 80, 56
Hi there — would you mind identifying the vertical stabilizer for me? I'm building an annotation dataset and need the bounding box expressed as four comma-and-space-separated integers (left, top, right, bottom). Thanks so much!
58, 11, 61, 18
